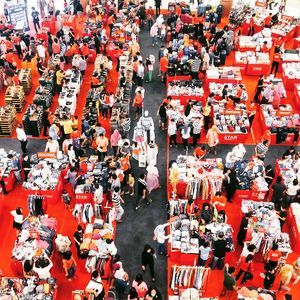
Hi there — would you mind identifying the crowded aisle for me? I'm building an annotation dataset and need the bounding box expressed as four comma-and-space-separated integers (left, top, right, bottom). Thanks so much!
0, 0, 299, 300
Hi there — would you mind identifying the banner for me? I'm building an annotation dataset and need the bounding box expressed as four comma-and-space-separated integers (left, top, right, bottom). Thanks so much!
8, 4, 29, 32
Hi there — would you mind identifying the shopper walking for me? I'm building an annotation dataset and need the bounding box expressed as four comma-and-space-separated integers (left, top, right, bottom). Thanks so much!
157, 102, 167, 130
235, 254, 254, 284
210, 232, 228, 269
192, 116, 202, 147
168, 119, 177, 147
198, 242, 211, 267
206, 125, 219, 155
181, 123, 191, 150
112, 186, 125, 223
73, 225, 84, 259
96, 133, 109, 161
31, 7, 41, 33
132, 273, 148, 299
153, 223, 170, 255
62, 251, 77, 281
202, 103, 212, 131
16, 124, 28, 154
271, 48, 281, 76
271, 176, 286, 211
141, 244, 156, 282
154, 0, 161, 16
255, 140, 269, 161
135, 174, 152, 211
10, 207, 25, 235
237, 213, 251, 246
220, 264, 237, 299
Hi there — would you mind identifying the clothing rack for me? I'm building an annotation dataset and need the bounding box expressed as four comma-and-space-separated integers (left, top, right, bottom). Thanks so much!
170, 265, 210, 293
27, 195, 45, 216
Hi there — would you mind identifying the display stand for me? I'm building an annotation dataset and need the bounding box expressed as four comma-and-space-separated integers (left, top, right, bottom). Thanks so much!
5, 86, 26, 112
0, 105, 16, 136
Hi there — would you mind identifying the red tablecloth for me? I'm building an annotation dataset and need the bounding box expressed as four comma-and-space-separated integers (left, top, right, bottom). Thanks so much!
4, 170, 16, 192
75, 192, 93, 204
234, 61, 247, 75
282, 74, 300, 91
218, 132, 249, 144
166, 75, 192, 85
287, 207, 300, 254
234, 189, 267, 202
167, 95, 205, 106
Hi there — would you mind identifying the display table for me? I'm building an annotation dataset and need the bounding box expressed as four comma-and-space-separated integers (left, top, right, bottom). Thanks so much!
75, 192, 93, 204
282, 62, 300, 91
166, 75, 191, 85
259, 105, 299, 145
234, 189, 267, 202
237, 36, 272, 52
279, 52, 300, 73
294, 83, 300, 109
287, 204, 300, 254
205, 67, 242, 88
3, 170, 16, 192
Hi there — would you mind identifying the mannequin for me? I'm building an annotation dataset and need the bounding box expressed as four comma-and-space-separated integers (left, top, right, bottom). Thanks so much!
139, 110, 155, 144
133, 121, 146, 144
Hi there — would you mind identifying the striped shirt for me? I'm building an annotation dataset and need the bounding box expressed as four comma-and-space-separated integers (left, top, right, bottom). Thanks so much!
191, 58, 201, 72
112, 192, 121, 208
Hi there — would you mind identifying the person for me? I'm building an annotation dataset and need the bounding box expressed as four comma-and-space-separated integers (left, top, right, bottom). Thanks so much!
277, 202, 288, 229
110, 129, 121, 157
62, 251, 77, 281
248, 13, 255, 36
126, 172, 135, 197
146, 6, 155, 30
16, 124, 28, 154
22, 154, 31, 182
94, 183, 103, 206
159, 55, 168, 83
198, 242, 211, 267
200, 203, 213, 224
286, 179, 300, 204
96, 133, 109, 161
146, 161, 160, 194
202, 102, 212, 131
181, 123, 191, 150
132, 273, 148, 299
194, 146, 206, 159
262, 263, 276, 290
132, 91, 143, 120
136, 174, 152, 211
73, 225, 83, 259
264, 13, 272, 28
192, 116, 202, 147
154, 0, 161, 16
10, 207, 25, 235
271, 48, 281, 76
56, 68, 65, 94
33, 256, 53, 280
282, 146, 296, 160
112, 186, 125, 222
128, 287, 139, 300
235, 254, 254, 284
62, 190, 71, 210
31, 7, 40, 33
237, 213, 251, 246
279, 264, 294, 292
45, 137, 59, 153
168, 119, 177, 147
142, 244, 156, 282
150, 23, 158, 47
23, 259, 34, 278
264, 164, 275, 187
211, 191, 227, 212
0, 169, 8, 195
157, 102, 167, 130
211, 232, 228, 270
85, 270, 105, 300
255, 140, 269, 160
271, 176, 286, 211
206, 125, 219, 155
153, 223, 169, 255
220, 264, 237, 298
266, 243, 282, 269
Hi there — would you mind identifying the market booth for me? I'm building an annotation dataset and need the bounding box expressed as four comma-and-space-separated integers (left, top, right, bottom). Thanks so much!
205, 67, 242, 88
282, 62, 300, 91
294, 83, 300, 109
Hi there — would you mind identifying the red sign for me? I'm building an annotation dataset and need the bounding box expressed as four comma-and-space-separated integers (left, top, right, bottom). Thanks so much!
224, 110, 242, 116
224, 135, 238, 141
37, 152, 57, 159
255, 0, 267, 8
281, 15, 294, 22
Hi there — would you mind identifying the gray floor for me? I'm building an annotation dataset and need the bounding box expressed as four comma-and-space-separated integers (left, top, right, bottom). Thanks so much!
0, 28, 296, 300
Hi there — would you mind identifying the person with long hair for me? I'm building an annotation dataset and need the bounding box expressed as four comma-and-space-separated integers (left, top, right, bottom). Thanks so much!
132, 273, 148, 299
141, 244, 156, 282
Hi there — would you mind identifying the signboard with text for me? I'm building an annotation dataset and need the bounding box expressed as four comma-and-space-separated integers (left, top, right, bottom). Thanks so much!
8, 4, 29, 32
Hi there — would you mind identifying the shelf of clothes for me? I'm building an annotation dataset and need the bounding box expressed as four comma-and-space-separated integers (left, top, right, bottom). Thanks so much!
0, 149, 19, 192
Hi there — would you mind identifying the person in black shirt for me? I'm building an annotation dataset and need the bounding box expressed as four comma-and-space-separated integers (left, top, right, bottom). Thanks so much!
31, 7, 40, 33
277, 203, 287, 228
42, 108, 50, 136
271, 176, 286, 211
222, 85, 228, 100
73, 225, 83, 259
93, 33, 100, 55
237, 213, 251, 246
135, 174, 152, 210
154, 0, 161, 16
142, 244, 156, 281
22, 154, 31, 182
263, 264, 276, 289
254, 75, 264, 103
184, 100, 193, 117
211, 232, 228, 269
282, 146, 296, 160
157, 102, 167, 130
145, 286, 162, 300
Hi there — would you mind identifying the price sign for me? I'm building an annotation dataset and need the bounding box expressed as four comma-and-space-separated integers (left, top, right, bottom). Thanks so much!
8, 4, 29, 32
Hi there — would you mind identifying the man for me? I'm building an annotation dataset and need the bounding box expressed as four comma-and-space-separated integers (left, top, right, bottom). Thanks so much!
112, 186, 124, 222
135, 173, 152, 210
255, 140, 269, 161
153, 223, 170, 255
31, 7, 41, 33
137, 60, 144, 87
45, 137, 59, 153
94, 183, 103, 205
56, 68, 65, 94
271, 48, 281, 76
154, 0, 161, 16
264, 13, 272, 28
8, 154, 21, 183
220, 264, 237, 299
73, 225, 83, 259
0, 170, 8, 194
248, 13, 255, 36
146, 6, 155, 30
16, 124, 27, 154
210, 232, 228, 269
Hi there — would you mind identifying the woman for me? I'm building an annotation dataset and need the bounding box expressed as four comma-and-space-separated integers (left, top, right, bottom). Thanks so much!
145, 286, 162, 300
55, 10, 62, 31
23, 259, 34, 278
33, 255, 53, 280
111, 129, 121, 157
62, 251, 77, 281
200, 203, 213, 225
128, 287, 138, 300
236, 254, 254, 284
10, 207, 25, 235
237, 213, 251, 246
96, 133, 109, 161
49, 122, 60, 141
181, 123, 191, 150
146, 161, 160, 194
142, 244, 156, 282
47, 0, 55, 15
132, 273, 148, 299
206, 125, 219, 155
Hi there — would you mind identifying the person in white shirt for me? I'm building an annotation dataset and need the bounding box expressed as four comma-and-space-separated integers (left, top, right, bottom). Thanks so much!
153, 223, 170, 255
181, 123, 191, 150
85, 270, 104, 299
44, 137, 59, 153
36, 42, 46, 64
10, 207, 24, 234
33, 255, 53, 280
16, 124, 27, 154
168, 119, 177, 147
286, 178, 300, 204
198, 242, 212, 266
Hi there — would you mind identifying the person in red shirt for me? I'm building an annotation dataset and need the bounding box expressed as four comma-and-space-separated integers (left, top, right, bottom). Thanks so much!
271, 49, 281, 76
91, 73, 100, 88
108, 14, 116, 37
236, 254, 254, 284
211, 191, 227, 211
146, 6, 155, 30
80, 43, 89, 59
261, 41, 269, 53
159, 56, 168, 83
262, 129, 271, 146
248, 13, 256, 36
132, 91, 143, 119
267, 243, 282, 269
264, 13, 272, 28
